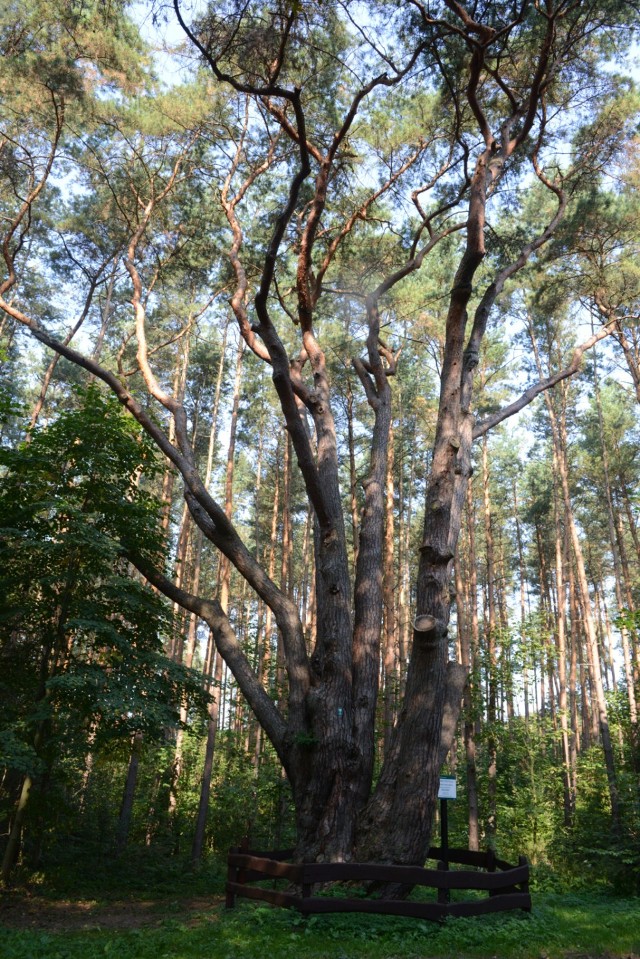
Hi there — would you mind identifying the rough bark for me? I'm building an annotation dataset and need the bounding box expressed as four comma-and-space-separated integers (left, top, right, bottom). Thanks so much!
461, 483, 480, 850
346, 380, 360, 571
382, 422, 398, 757
482, 436, 498, 846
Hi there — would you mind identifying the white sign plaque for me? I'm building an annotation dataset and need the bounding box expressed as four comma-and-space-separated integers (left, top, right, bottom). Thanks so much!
438, 775, 457, 800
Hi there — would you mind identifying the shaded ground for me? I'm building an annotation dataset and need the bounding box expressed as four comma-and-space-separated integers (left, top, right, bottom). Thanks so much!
0, 892, 221, 931
0, 891, 640, 959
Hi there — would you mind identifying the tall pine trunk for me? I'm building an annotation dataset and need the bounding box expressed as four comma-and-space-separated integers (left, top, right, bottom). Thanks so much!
191, 336, 244, 863
530, 326, 621, 833
482, 436, 498, 846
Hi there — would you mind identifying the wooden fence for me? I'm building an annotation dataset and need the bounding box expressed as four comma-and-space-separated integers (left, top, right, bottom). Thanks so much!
226, 845, 531, 922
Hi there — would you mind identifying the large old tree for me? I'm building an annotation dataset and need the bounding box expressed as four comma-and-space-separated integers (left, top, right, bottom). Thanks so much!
1, 0, 636, 868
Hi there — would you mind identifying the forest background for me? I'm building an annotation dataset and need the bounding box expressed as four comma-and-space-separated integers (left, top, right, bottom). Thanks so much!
1, 0, 640, 913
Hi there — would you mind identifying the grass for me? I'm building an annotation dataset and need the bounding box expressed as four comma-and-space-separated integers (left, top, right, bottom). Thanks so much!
1, 889, 639, 959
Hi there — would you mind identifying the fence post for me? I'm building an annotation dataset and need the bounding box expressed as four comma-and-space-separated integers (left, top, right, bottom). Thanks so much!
437, 861, 450, 905
237, 837, 249, 887
519, 854, 531, 911
301, 863, 312, 913
226, 846, 239, 909
486, 847, 497, 898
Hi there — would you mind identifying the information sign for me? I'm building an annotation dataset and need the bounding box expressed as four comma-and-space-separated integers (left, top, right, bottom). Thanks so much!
438, 775, 457, 800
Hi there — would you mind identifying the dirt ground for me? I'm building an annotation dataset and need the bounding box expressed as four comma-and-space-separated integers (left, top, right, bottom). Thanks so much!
0, 893, 221, 931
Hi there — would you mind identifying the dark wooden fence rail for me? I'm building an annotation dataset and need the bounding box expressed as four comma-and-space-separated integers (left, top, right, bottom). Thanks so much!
226, 846, 531, 922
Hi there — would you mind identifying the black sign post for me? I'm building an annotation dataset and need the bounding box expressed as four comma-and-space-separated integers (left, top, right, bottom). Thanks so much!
437, 776, 456, 904
440, 794, 449, 870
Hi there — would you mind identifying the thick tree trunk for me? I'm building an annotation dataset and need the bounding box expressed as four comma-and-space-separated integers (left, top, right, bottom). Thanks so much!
382, 422, 398, 757
346, 380, 360, 570
294, 317, 390, 861
351, 133, 501, 867
354, 277, 478, 865
300, 504, 314, 647
482, 436, 498, 846
461, 483, 480, 850
397, 429, 415, 688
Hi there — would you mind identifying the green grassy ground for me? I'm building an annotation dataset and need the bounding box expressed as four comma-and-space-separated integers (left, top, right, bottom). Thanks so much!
1, 890, 639, 959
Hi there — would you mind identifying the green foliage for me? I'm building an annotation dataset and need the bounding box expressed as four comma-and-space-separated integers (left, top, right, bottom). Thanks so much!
15, 842, 228, 901
552, 743, 640, 895
1, 890, 639, 959
0, 387, 208, 852
0, 0, 149, 105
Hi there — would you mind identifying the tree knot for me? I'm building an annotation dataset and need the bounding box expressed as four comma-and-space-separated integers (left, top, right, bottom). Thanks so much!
463, 347, 480, 370
413, 614, 448, 645
419, 544, 454, 565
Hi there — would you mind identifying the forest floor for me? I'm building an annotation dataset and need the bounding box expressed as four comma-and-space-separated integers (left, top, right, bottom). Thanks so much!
1, 886, 639, 959
0, 891, 222, 931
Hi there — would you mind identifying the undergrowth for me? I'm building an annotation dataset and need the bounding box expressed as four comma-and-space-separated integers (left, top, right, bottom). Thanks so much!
8, 845, 228, 901
1, 889, 639, 959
